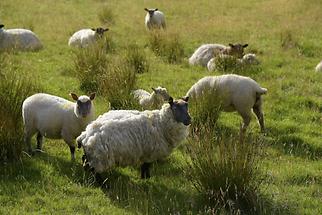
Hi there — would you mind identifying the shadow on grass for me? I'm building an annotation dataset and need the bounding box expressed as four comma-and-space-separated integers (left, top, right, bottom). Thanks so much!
265, 126, 322, 159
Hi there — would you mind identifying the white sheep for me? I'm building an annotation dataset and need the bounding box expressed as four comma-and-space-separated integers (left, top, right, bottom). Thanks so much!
77, 97, 191, 181
68, 27, 109, 48
144, 8, 166, 30
0, 24, 42, 51
189, 43, 248, 67
186, 74, 267, 133
207, 53, 259, 71
22, 92, 96, 160
315, 60, 322, 72
132, 86, 170, 110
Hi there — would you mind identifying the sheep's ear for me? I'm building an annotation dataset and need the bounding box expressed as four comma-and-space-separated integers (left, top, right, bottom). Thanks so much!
70, 93, 78, 101
168, 97, 174, 105
89, 92, 96, 100
144, 8, 149, 12
155, 8, 158, 11
91, 28, 96, 31
0, 24, 4, 29
243, 44, 249, 48
228, 43, 234, 47
182, 96, 189, 102
151, 87, 156, 92
104, 28, 109, 32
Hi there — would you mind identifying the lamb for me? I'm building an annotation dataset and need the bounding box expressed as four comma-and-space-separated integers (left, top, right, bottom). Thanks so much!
189, 43, 248, 67
315, 60, 322, 72
185, 74, 267, 133
22, 92, 96, 160
77, 96, 191, 181
132, 86, 170, 110
68, 27, 109, 48
207, 53, 259, 71
0, 24, 42, 51
144, 8, 166, 30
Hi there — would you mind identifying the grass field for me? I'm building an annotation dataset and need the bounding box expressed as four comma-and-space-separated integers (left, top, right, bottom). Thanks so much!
1, 0, 322, 214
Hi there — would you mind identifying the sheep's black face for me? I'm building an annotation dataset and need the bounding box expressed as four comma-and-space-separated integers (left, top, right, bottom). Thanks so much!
228, 43, 248, 58
77, 100, 92, 118
169, 97, 191, 126
145, 8, 158, 18
93, 27, 109, 37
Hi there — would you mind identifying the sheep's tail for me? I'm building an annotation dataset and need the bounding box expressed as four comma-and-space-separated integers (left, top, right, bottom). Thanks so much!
256, 87, 267, 95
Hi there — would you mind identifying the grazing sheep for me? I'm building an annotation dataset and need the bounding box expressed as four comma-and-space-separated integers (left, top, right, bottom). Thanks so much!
186, 74, 267, 133
315, 61, 322, 72
132, 86, 170, 110
22, 92, 96, 160
68, 27, 109, 48
207, 53, 259, 71
144, 8, 166, 30
77, 97, 191, 181
189, 43, 248, 67
0, 24, 42, 51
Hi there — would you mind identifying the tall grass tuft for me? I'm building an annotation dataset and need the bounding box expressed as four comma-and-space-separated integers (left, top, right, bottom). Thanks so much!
98, 6, 115, 25
0, 53, 40, 161
100, 57, 139, 110
148, 30, 184, 64
185, 126, 265, 214
72, 37, 113, 93
124, 44, 149, 74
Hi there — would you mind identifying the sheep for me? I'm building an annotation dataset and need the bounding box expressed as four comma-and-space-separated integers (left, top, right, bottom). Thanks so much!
185, 74, 267, 133
68, 27, 109, 48
144, 8, 166, 30
207, 53, 259, 71
132, 86, 170, 110
315, 60, 322, 72
77, 96, 191, 182
189, 43, 248, 67
22, 92, 96, 160
0, 24, 42, 51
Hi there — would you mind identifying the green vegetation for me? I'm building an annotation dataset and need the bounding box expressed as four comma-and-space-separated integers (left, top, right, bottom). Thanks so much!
0, 0, 321, 214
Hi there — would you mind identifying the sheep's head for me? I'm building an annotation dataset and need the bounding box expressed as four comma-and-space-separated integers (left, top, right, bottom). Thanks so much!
169, 96, 191, 126
70, 92, 96, 118
0, 24, 4, 29
152, 86, 170, 101
144, 8, 158, 18
92, 27, 109, 38
224, 43, 248, 58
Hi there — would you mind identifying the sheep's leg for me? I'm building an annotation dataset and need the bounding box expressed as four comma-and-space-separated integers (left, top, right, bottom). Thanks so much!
141, 162, 151, 179
253, 105, 265, 133
238, 111, 251, 141
36, 132, 43, 151
62, 134, 76, 161
24, 128, 36, 155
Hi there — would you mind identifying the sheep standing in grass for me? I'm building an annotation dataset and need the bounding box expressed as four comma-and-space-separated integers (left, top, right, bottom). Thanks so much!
207, 53, 259, 71
144, 8, 166, 30
132, 86, 170, 110
189, 43, 248, 67
0, 24, 42, 51
315, 60, 322, 72
186, 74, 267, 133
22, 93, 96, 160
68, 27, 109, 48
77, 97, 191, 181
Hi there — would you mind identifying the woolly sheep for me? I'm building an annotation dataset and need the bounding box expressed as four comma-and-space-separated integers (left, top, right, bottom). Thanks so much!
68, 27, 109, 48
315, 60, 322, 72
207, 53, 259, 71
0, 24, 42, 51
185, 74, 267, 133
189, 43, 248, 67
22, 92, 96, 160
144, 8, 166, 30
132, 86, 170, 110
77, 97, 191, 181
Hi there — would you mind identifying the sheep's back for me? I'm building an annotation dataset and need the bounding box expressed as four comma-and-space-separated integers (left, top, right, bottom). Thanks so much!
189, 44, 226, 67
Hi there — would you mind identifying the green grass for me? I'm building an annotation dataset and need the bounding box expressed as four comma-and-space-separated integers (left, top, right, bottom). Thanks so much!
1, 0, 322, 214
